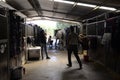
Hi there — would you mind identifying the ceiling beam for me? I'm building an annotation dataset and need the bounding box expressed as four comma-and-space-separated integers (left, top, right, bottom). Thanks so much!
66, 0, 79, 18
18, 8, 80, 17
28, 0, 42, 16
52, 1, 59, 16
28, 15, 81, 22
65, 2, 77, 18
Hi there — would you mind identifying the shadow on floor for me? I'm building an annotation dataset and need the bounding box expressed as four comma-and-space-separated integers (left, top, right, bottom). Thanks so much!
62, 68, 87, 80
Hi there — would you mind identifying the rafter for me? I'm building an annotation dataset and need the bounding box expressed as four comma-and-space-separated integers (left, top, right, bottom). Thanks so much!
28, 0, 42, 16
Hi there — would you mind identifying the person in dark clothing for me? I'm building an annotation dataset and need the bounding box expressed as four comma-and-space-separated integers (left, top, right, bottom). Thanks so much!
48, 36, 53, 49
40, 30, 50, 59
66, 26, 82, 69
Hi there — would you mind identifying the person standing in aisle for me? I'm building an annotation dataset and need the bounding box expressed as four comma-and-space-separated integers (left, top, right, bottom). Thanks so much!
66, 26, 82, 69
48, 36, 53, 49
40, 30, 50, 60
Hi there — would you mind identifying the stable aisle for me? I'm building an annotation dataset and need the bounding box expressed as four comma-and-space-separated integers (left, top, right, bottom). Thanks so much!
22, 50, 119, 80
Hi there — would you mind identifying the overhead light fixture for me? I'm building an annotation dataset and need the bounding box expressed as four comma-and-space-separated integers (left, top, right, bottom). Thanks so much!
51, 0, 117, 11
99, 6, 116, 11
53, 0, 74, 4
77, 3, 96, 8
53, 0, 96, 7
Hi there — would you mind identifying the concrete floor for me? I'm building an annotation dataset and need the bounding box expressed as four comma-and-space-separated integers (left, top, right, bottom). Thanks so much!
22, 50, 120, 80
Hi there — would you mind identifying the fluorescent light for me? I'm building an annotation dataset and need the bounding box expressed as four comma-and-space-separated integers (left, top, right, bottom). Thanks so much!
53, 0, 74, 4
52, 0, 117, 11
53, 0, 96, 7
99, 6, 116, 11
77, 3, 96, 8
77, 3, 116, 11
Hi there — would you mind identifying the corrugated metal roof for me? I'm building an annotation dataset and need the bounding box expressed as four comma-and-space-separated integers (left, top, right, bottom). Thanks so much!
5, 0, 120, 22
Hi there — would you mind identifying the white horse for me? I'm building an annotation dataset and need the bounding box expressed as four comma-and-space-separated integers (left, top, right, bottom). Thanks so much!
55, 29, 66, 50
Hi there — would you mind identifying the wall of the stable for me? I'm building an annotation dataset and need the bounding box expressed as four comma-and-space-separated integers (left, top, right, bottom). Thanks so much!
0, 12, 9, 80
83, 12, 120, 75
0, 41, 9, 80
88, 38, 120, 74
0, 8, 27, 80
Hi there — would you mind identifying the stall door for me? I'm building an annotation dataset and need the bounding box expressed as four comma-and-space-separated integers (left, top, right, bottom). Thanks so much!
0, 15, 9, 80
